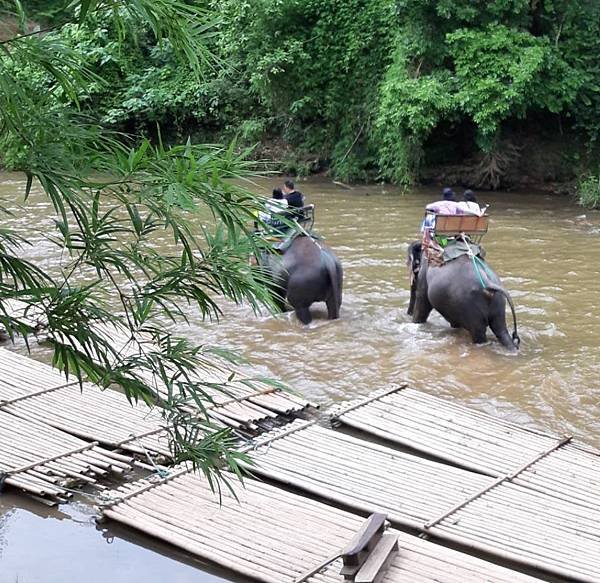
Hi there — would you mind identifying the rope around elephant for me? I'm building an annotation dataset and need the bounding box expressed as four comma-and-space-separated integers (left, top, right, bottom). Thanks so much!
460, 235, 520, 348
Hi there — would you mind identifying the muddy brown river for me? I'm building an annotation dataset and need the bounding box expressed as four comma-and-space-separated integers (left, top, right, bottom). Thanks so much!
1, 173, 599, 581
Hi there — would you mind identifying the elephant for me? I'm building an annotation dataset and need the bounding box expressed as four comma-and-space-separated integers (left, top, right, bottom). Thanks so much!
407, 241, 520, 350
260, 235, 343, 325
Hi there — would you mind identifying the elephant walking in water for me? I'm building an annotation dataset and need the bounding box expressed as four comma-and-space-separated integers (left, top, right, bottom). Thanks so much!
407, 241, 520, 350
261, 235, 343, 325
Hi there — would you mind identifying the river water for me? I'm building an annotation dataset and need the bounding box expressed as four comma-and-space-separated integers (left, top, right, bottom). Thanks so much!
1, 173, 599, 581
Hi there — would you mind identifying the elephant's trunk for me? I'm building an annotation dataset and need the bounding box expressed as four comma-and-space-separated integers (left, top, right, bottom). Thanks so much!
486, 283, 520, 349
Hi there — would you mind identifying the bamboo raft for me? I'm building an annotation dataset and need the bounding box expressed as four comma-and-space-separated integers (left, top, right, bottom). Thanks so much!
0, 409, 131, 502
84, 321, 314, 433
243, 419, 600, 583
330, 386, 600, 512
0, 300, 313, 433
0, 348, 172, 458
98, 467, 543, 583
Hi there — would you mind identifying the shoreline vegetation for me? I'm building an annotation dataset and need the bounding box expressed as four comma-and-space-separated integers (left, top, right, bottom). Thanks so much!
2, 1, 600, 209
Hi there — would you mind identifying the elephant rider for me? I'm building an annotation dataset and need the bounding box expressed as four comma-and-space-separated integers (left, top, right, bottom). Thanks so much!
421, 187, 460, 233
282, 179, 305, 209
419, 187, 461, 263
426, 187, 460, 215
258, 188, 289, 235
282, 179, 308, 224
457, 190, 485, 216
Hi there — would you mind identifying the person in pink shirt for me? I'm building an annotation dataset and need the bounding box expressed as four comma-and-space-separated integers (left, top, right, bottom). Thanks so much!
426, 187, 461, 214
421, 187, 460, 233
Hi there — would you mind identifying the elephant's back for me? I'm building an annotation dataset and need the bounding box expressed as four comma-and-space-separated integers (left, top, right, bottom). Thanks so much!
285, 236, 325, 267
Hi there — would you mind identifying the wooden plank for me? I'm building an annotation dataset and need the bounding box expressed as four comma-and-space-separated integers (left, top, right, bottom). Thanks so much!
355, 533, 398, 583
342, 513, 387, 560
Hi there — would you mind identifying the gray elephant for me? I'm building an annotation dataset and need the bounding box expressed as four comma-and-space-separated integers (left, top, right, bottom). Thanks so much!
260, 235, 343, 324
407, 241, 520, 350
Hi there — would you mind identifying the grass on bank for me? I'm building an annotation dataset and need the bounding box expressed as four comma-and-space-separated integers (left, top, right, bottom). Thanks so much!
577, 174, 600, 209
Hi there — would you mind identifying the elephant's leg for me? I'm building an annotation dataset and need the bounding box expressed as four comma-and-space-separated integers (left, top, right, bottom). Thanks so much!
470, 326, 488, 344
489, 313, 517, 351
412, 288, 433, 323
295, 306, 312, 325
326, 295, 340, 320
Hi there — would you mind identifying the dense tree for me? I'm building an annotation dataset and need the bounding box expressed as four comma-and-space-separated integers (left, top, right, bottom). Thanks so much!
375, 0, 596, 187
5, 1, 600, 187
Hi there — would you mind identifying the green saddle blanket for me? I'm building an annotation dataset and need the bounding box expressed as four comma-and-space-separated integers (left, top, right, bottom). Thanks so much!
272, 230, 321, 253
441, 238, 483, 263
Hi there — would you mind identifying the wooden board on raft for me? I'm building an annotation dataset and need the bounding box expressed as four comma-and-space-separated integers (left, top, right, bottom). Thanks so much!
241, 419, 600, 583
98, 466, 543, 583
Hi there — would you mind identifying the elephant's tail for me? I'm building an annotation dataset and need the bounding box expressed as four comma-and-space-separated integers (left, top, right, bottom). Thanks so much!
321, 250, 342, 317
485, 283, 520, 348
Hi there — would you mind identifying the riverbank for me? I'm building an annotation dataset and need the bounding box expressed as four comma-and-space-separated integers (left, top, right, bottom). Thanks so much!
250, 135, 581, 197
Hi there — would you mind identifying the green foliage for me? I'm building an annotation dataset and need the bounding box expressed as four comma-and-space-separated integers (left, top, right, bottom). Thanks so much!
577, 174, 600, 209
376, 52, 454, 182
214, 0, 396, 180
11, 0, 600, 185
447, 24, 580, 148
0, 0, 283, 486
373, 0, 597, 182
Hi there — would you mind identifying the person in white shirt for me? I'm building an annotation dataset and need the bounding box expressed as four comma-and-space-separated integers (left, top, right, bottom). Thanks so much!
457, 190, 484, 215
259, 188, 289, 232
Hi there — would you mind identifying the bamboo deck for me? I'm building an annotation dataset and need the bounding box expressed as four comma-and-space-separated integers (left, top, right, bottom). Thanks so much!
0, 409, 131, 502
84, 321, 314, 433
0, 348, 172, 457
244, 419, 600, 583
329, 385, 573, 475
2, 339, 597, 582
243, 420, 491, 527
1, 300, 313, 432
330, 386, 600, 515
98, 467, 543, 583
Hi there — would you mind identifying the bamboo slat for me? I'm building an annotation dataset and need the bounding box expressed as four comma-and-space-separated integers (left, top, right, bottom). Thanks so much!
0, 410, 132, 502
0, 348, 172, 457
330, 386, 564, 477
85, 322, 315, 431
98, 468, 543, 583
243, 420, 490, 528
243, 420, 600, 583
329, 387, 600, 546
